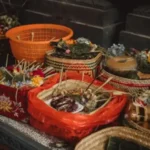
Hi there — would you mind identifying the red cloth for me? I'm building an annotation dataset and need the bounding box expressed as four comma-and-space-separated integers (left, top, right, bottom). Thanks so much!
0, 84, 30, 123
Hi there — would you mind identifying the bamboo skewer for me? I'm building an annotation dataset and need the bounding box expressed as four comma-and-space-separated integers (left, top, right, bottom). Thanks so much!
5, 53, 9, 67
49, 37, 56, 43
94, 77, 113, 94
3, 67, 13, 77
17, 35, 20, 40
31, 32, 34, 41
83, 72, 104, 94
52, 66, 64, 96
82, 71, 85, 82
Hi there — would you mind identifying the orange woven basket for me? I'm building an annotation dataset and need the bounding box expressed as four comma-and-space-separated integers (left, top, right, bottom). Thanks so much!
5, 24, 73, 62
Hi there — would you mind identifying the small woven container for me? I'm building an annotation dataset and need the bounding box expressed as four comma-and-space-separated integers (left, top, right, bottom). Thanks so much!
75, 127, 150, 150
100, 69, 150, 92
5, 24, 73, 62
45, 47, 104, 78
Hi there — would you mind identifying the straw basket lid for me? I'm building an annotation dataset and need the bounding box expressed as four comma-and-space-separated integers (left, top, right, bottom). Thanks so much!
75, 127, 150, 150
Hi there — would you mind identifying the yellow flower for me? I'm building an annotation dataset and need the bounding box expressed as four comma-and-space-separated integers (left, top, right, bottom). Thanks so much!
31, 75, 44, 87
0, 100, 12, 112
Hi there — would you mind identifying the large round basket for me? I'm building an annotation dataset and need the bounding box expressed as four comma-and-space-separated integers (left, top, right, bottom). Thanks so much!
45, 46, 104, 78
5, 24, 73, 62
100, 69, 150, 92
75, 127, 150, 150
124, 118, 150, 136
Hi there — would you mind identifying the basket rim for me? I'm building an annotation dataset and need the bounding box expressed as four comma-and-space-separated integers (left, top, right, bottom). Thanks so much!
124, 118, 150, 135
5, 24, 74, 44
75, 126, 150, 150
102, 69, 150, 82
46, 49, 103, 64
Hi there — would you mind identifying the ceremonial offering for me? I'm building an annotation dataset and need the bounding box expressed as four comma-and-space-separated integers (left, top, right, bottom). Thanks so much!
105, 56, 137, 75
125, 91, 150, 122
0, 15, 20, 39
45, 38, 103, 77
40, 80, 111, 114
101, 46, 150, 92
124, 89, 150, 137
0, 60, 55, 122
28, 71, 127, 142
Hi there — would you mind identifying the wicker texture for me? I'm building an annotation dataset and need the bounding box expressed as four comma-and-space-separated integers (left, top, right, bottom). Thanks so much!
28, 72, 127, 141
75, 127, 150, 150
45, 49, 103, 78
124, 119, 150, 136
38, 79, 112, 114
100, 69, 150, 92
6, 24, 73, 62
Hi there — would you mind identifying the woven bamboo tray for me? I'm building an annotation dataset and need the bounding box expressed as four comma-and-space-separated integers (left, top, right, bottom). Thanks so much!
75, 127, 150, 150
37, 79, 112, 114
45, 48, 103, 78
100, 69, 150, 92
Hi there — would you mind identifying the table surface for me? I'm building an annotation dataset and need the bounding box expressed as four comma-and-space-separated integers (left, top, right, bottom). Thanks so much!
0, 116, 73, 150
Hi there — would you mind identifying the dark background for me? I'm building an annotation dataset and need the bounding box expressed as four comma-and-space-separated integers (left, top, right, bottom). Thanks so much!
0, 0, 150, 51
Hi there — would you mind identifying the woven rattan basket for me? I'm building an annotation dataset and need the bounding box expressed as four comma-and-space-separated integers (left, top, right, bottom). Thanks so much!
38, 79, 112, 114
124, 118, 150, 136
100, 69, 150, 92
75, 127, 150, 150
45, 48, 103, 78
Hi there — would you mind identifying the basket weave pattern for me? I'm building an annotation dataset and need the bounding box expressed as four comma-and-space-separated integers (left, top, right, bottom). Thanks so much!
124, 119, 150, 136
75, 127, 150, 150
100, 69, 150, 92
45, 50, 103, 77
